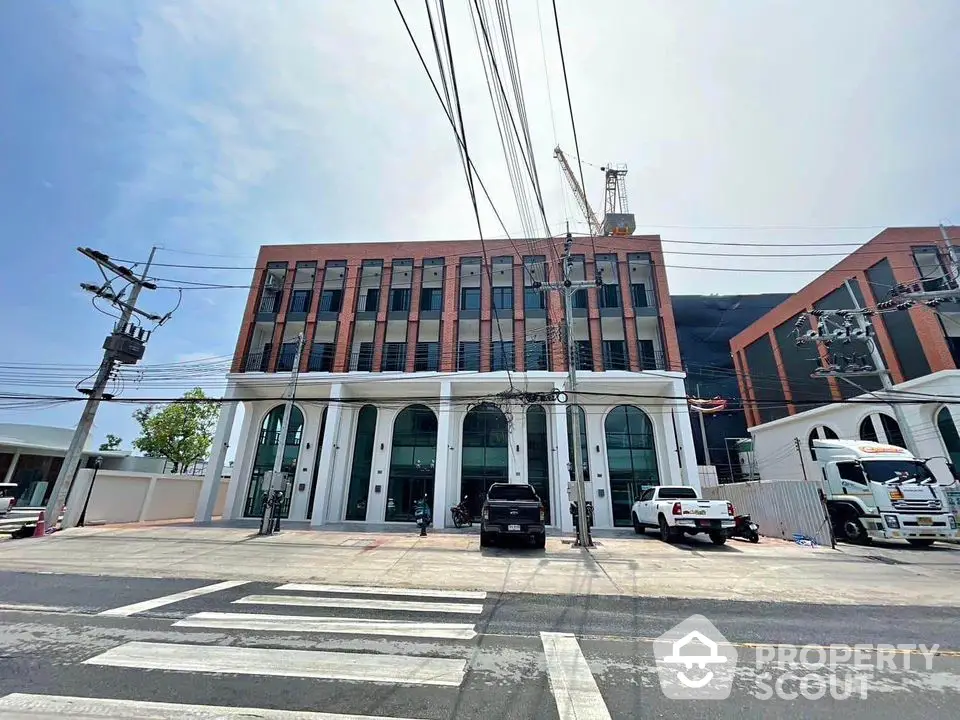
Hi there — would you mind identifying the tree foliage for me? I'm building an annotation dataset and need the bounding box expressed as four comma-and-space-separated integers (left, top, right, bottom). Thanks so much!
132, 388, 220, 472
98, 434, 123, 451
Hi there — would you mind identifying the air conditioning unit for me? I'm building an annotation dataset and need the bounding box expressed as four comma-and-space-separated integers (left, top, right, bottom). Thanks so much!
265, 275, 282, 290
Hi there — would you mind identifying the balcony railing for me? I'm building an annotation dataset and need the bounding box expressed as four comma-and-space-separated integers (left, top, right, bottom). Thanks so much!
349, 346, 375, 372
288, 289, 312, 314
638, 347, 667, 371
244, 350, 271, 372
258, 291, 282, 315
308, 345, 334, 372
276, 345, 298, 372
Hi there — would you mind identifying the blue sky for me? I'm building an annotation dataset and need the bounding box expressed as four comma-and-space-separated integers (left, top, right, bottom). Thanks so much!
1, 0, 958, 448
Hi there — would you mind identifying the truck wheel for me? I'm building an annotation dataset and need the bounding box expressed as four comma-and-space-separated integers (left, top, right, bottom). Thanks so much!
658, 516, 676, 543
632, 513, 644, 535
709, 532, 727, 546
907, 539, 935, 548
533, 533, 546, 549
840, 515, 869, 544
479, 532, 491, 548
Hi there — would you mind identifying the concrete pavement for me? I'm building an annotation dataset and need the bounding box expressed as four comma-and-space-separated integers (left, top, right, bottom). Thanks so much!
0, 524, 958, 606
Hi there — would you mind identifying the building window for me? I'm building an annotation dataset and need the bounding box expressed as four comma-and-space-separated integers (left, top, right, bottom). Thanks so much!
460, 287, 481, 311
808, 425, 839, 460
461, 403, 509, 519
631, 283, 649, 308
638, 339, 660, 370
575, 340, 594, 370
525, 341, 548, 370
913, 247, 948, 291
599, 284, 621, 309
289, 289, 312, 314
603, 340, 628, 370
319, 289, 343, 313
415, 342, 440, 372
604, 405, 659, 527
492, 341, 515, 371
524, 287, 546, 310
937, 407, 960, 470
308, 343, 334, 372
390, 288, 411, 312
386, 405, 438, 521
259, 289, 282, 315
244, 404, 303, 518
344, 405, 377, 521
572, 288, 588, 310
362, 288, 380, 312
420, 287, 442, 312
491, 287, 514, 311
353, 342, 374, 372
458, 342, 480, 371
382, 342, 407, 372
526, 405, 551, 524
276, 342, 298, 372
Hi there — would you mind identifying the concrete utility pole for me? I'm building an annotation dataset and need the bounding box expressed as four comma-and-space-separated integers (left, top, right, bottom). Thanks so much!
46, 248, 159, 528
694, 384, 711, 467
259, 333, 305, 535
536, 232, 599, 548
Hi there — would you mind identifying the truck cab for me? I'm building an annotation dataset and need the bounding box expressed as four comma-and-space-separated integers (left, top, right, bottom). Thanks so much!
813, 439, 958, 546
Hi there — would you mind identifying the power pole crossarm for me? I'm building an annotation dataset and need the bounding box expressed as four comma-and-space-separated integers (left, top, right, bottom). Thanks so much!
45, 247, 160, 528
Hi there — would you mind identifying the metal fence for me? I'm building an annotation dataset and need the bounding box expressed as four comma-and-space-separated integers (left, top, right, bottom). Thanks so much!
703, 480, 833, 546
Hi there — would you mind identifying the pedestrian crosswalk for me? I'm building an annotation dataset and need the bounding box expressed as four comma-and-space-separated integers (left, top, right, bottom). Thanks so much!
0, 581, 613, 719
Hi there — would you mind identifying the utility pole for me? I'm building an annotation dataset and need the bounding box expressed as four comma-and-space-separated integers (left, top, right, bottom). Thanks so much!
259, 333, 305, 536
694, 384, 711, 467
535, 232, 600, 547
46, 248, 160, 528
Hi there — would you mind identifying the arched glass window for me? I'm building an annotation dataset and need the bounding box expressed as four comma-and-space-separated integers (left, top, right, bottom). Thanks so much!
858, 413, 905, 448
808, 425, 838, 461
879, 414, 906, 448
605, 405, 659, 526
526, 405, 551, 524
937, 407, 960, 469
386, 405, 437, 521
461, 403, 509, 518
245, 404, 304, 518
345, 405, 378, 521
859, 416, 879, 443
306, 407, 327, 520
566, 405, 590, 484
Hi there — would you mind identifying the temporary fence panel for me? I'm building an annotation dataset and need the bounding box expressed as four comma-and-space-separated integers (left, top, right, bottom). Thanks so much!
703, 480, 832, 546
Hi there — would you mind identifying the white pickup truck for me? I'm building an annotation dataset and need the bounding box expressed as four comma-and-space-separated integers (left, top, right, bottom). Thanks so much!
631, 485, 736, 545
0, 483, 16, 516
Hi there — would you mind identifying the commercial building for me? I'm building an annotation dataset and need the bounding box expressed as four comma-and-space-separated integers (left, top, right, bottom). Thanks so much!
727, 227, 960, 486
730, 227, 960, 427
200, 236, 699, 531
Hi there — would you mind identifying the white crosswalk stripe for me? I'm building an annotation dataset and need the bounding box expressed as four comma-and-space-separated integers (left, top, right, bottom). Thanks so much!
234, 593, 485, 615
276, 583, 487, 600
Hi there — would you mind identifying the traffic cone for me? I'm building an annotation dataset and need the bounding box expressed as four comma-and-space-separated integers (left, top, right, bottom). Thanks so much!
31, 510, 46, 538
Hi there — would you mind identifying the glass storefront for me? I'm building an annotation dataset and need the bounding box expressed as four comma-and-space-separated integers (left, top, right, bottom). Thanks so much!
305, 408, 327, 521
386, 405, 437, 521
526, 405, 551, 524
245, 404, 304, 518
604, 405, 659, 526
345, 405, 377, 521
461, 403, 509, 519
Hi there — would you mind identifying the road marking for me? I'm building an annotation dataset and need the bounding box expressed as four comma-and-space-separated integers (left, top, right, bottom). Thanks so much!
0, 693, 427, 719
541, 632, 612, 720
277, 583, 487, 600
98, 580, 249, 617
83, 641, 467, 686
174, 611, 478, 640
235, 594, 484, 615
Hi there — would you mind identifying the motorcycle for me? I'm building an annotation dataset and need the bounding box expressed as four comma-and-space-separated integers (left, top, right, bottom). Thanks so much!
729, 514, 760, 543
450, 496, 472, 528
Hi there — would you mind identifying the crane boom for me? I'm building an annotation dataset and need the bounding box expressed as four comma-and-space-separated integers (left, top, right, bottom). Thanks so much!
553, 146, 602, 237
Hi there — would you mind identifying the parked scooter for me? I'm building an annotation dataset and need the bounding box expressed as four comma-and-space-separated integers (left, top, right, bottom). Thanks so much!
729, 514, 760, 543
450, 496, 472, 528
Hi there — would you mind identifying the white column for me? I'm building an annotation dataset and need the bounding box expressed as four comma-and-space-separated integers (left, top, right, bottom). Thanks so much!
585, 405, 612, 529
194, 399, 238, 523
672, 380, 700, 491
287, 406, 321, 522
325, 404, 357, 522
310, 384, 343, 527
3, 451, 19, 485
367, 406, 398, 522
223, 402, 256, 520
552, 383, 574, 533
432, 382, 453, 528
509, 406, 526, 483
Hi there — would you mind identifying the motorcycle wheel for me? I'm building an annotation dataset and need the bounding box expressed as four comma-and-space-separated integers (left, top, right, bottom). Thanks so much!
452, 512, 463, 529
748, 531, 760, 543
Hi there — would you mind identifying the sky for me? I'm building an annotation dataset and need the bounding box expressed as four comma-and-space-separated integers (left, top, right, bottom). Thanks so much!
0, 0, 958, 450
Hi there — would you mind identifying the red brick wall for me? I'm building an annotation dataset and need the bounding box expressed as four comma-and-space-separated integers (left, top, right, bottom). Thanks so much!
232, 235, 681, 378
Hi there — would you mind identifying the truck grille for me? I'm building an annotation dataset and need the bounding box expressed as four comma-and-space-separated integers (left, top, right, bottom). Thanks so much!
891, 498, 942, 512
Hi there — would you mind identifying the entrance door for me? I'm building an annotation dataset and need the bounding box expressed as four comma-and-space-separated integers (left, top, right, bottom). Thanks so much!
605, 405, 659, 526
461, 404, 509, 519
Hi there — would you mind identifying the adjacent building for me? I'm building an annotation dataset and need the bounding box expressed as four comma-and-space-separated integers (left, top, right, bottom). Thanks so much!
202, 236, 700, 531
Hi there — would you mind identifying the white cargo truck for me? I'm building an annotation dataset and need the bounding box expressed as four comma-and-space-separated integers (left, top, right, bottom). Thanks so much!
813, 439, 958, 546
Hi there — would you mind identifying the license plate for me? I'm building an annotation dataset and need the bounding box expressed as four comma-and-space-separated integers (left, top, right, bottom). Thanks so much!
508, 524, 521, 532
918, 517, 933, 526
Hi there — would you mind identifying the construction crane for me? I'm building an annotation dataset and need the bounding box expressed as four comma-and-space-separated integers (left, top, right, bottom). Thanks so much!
553, 146, 636, 236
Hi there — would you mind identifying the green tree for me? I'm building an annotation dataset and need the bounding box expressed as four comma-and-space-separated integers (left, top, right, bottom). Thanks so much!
132, 388, 220, 472
98, 433, 123, 452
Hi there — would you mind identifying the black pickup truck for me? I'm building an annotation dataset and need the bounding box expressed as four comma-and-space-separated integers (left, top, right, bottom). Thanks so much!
479, 483, 546, 549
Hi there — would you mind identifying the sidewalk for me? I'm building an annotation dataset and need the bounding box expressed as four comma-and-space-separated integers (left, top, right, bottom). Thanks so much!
0, 524, 958, 606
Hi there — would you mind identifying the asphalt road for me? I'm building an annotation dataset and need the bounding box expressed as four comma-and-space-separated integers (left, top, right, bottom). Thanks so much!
0, 570, 957, 719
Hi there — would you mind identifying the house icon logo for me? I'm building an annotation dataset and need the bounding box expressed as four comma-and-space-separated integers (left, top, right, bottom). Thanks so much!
653, 614, 738, 699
